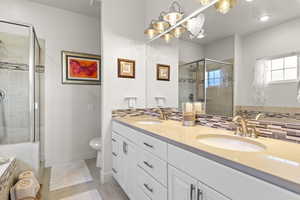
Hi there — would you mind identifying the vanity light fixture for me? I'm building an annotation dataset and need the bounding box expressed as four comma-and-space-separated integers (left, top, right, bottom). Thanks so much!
259, 15, 270, 22
144, 20, 157, 39
163, 1, 184, 26
197, 29, 206, 39
153, 12, 170, 33
162, 33, 173, 43
199, 0, 211, 6
215, 0, 236, 14
172, 26, 186, 38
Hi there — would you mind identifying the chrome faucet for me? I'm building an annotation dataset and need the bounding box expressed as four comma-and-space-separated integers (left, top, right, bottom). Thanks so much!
158, 107, 168, 120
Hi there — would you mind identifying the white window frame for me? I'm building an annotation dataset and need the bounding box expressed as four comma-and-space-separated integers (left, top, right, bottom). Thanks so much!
268, 53, 300, 84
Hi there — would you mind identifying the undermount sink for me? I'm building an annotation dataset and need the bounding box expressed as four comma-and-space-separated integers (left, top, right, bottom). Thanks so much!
197, 134, 266, 152
137, 120, 162, 125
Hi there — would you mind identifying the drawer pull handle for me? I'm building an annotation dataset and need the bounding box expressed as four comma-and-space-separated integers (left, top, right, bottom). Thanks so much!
143, 161, 154, 169
123, 142, 128, 154
144, 183, 153, 193
112, 152, 117, 157
112, 138, 116, 142
112, 168, 118, 174
143, 142, 154, 149
190, 184, 195, 200
197, 188, 203, 200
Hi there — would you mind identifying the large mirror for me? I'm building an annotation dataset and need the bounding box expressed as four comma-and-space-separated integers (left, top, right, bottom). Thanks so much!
146, 0, 300, 122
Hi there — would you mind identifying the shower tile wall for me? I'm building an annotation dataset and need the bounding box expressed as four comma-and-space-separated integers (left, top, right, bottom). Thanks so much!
0, 70, 29, 144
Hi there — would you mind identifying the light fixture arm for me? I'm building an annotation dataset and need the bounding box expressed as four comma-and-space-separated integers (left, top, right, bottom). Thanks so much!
169, 1, 183, 13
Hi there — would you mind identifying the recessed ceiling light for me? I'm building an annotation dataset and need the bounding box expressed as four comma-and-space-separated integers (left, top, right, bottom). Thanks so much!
259, 15, 270, 22
245, 0, 253, 2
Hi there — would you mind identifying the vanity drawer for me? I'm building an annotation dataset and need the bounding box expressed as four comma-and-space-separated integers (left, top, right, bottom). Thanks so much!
137, 167, 167, 200
112, 121, 140, 143
137, 132, 167, 161
138, 149, 167, 186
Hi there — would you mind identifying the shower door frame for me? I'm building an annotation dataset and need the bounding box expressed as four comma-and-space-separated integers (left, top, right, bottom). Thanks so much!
180, 58, 234, 116
0, 18, 41, 142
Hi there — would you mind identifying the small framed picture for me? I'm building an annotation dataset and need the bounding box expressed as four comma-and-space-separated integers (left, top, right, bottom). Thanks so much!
118, 58, 135, 79
62, 51, 101, 85
157, 64, 170, 81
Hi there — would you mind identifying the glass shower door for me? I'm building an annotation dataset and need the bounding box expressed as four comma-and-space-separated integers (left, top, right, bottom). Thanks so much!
205, 60, 233, 116
0, 23, 30, 144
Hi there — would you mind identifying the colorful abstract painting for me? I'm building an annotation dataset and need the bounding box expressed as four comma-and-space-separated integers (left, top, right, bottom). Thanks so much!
62, 51, 101, 85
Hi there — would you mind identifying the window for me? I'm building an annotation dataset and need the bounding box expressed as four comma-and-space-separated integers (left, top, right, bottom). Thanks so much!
268, 55, 298, 82
206, 69, 221, 87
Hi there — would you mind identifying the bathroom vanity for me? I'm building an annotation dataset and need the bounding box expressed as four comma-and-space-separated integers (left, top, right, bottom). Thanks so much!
111, 117, 300, 200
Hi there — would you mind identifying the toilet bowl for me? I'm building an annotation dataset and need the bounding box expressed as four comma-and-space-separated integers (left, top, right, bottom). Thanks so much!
89, 137, 102, 168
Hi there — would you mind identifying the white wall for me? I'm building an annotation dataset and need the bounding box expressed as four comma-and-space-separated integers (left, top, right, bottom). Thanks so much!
237, 18, 300, 107
179, 40, 204, 63
101, 0, 146, 182
146, 40, 179, 108
0, 0, 101, 167
204, 36, 235, 61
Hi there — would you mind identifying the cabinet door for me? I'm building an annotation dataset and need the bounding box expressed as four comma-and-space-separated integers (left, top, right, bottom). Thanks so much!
198, 183, 230, 200
168, 165, 198, 200
122, 137, 138, 200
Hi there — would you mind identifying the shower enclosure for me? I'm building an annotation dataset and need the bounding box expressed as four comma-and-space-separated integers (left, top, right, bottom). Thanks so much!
0, 18, 44, 145
179, 58, 233, 116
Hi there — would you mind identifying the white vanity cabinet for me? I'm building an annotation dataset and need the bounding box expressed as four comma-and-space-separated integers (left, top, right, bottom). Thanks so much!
112, 121, 300, 200
168, 165, 230, 200
112, 132, 138, 200
168, 165, 198, 200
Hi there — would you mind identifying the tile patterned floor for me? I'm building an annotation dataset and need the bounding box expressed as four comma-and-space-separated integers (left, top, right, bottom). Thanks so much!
41, 159, 129, 200
61, 189, 102, 200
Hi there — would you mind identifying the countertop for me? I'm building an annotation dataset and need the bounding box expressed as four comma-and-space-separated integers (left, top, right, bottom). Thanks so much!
113, 116, 300, 195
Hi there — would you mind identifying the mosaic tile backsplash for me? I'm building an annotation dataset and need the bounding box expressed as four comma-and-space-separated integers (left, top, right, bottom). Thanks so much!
112, 108, 300, 144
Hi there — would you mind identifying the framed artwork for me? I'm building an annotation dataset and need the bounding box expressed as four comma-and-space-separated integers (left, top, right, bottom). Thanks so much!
118, 58, 135, 79
157, 64, 170, 81
62, 51, 101, 85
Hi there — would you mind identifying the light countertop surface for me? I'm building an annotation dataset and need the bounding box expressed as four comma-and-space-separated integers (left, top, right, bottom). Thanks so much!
113, 116, 300, 195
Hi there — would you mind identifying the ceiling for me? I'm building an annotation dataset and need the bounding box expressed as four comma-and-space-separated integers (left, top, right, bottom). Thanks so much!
27, 0, 101, 18
185, 0, 300, 44
27, 0, 300, 44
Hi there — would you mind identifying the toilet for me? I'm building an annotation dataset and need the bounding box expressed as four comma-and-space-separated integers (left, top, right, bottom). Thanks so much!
89, 137, 102, 168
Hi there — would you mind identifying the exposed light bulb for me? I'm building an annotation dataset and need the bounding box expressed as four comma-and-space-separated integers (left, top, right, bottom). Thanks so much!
199, 0, 211, 5
154, 21, 169, 33
197, 30, 205, 39
172, 26, 185, 38
259, 15, 270, 22
144, 28, 157, 39
164, 12, 183, 26
163, 33, 173, 43
215, 0, 236, 14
